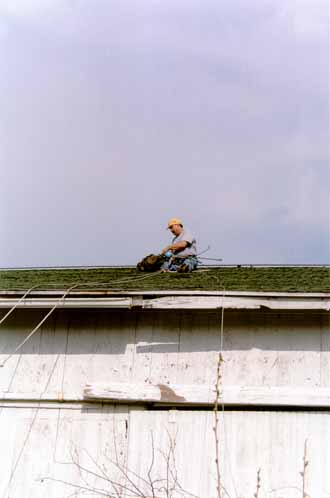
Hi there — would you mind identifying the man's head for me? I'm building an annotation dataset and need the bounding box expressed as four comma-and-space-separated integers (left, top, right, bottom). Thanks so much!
167, 217, 183, 236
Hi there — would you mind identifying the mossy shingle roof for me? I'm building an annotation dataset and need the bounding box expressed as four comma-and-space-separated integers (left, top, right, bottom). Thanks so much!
0, 266, 329, 293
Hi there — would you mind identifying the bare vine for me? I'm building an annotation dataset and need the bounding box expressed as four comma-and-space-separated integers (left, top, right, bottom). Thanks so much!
253, 468, 261, 498
300, 439, 309, 498
41, 430, 200, 498
213, 352, 224, 498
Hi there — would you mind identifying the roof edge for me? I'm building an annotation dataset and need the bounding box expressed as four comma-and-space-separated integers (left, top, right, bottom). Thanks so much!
0, 289, 330, 298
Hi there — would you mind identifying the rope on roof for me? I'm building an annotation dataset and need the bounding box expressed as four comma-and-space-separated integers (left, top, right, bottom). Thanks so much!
0, 284, 79, 368
0, 285, 41, 326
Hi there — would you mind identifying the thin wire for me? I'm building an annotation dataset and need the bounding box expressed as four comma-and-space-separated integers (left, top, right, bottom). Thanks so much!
197, 245, 211, 257
166, 247, 212, 260
7, 269, 164, 292
199, 257, 223, 262
0, 284, 79, 368
220, 289, 225, 352
164, 246, 211, 259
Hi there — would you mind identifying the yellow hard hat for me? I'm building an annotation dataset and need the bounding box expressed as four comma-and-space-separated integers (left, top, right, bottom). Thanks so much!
167, 217, 183, 229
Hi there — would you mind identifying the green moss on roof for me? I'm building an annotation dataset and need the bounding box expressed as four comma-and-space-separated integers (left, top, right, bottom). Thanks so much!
0, 266, 329, 293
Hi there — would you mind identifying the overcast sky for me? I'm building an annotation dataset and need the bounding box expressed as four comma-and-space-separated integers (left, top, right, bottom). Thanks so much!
0, 0, 329, 267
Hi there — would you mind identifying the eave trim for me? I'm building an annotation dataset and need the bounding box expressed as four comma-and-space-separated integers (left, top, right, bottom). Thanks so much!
0, 295, 329, 310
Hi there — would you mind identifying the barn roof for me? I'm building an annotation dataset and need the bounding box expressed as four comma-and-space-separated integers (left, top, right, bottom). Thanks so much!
0, 265, 329, 294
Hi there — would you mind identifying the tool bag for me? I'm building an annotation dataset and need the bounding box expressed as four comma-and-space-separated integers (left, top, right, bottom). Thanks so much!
136, 254, 165, 272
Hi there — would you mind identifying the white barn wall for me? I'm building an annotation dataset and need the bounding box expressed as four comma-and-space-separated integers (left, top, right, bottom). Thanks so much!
0, 405, 130, 498
0, 406, 329, 498
0, 307, 329, 497
127, 410, 330, 498
0, 309, 329, 398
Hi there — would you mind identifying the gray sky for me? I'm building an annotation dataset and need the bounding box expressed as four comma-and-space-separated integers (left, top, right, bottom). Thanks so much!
0, 0, 329, 267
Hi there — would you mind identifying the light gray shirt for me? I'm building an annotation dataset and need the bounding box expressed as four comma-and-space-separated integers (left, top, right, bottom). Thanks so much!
172, 228, 197, 257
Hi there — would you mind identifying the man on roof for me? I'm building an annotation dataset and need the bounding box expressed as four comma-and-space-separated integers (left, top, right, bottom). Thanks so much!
161, 218, 198, 272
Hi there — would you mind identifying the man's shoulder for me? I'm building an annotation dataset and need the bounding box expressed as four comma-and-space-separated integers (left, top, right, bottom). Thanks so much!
183, 227, 194, 236
182, 228, 195, 241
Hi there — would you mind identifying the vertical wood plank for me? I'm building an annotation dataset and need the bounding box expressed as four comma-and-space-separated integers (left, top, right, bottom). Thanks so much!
7, 310, 44, 393
320, 313, 330, 388
275, 313, 322, 388
131, 310, 154, 383
6, 407, 59, 498
0, 408, 18, 498
62, 310, 97, 393
87, 309, 136, 385
32, 311, 68, 396
148, 311, 181, 385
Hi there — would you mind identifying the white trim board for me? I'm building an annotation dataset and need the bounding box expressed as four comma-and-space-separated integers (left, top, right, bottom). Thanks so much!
0, 385, 328, 408
84, 382, 330, 408
0, 295, 329, 310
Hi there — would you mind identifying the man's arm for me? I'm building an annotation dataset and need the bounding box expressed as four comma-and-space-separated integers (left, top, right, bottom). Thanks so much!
161, 241, 189, 254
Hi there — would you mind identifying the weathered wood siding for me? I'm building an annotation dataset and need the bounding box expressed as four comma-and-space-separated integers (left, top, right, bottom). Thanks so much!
0, 308, 329, 497
0, 309, 329, 397
0, 406, 329, 497
0, 404, 130, 498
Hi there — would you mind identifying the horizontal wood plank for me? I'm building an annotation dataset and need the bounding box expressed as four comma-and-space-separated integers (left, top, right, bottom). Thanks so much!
84, 382, 330, 407
1, 295, 329, 310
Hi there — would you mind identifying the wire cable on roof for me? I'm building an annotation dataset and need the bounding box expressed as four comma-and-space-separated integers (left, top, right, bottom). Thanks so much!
197, 245, 211, 256
162, 245, 216, 260
199, 257, 223, 262
0, 270, 165, 329
62, 268, 164, 290
0, 283, 79, 368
